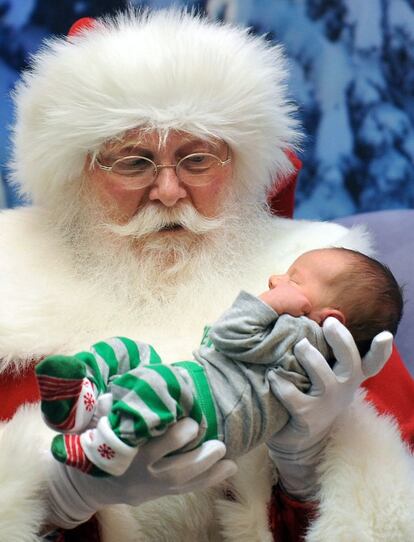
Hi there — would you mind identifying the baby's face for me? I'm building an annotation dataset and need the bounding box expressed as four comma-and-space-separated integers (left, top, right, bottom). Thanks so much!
267, 249, 347, 323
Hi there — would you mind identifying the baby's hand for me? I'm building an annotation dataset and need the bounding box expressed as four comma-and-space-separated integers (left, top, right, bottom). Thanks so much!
259, 283, 312, 316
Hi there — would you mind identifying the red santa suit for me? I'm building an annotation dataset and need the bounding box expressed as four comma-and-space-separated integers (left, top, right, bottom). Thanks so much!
1, 10, 414, 542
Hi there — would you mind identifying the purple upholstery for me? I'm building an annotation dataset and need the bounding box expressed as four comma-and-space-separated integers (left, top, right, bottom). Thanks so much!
336, 210, 413, 376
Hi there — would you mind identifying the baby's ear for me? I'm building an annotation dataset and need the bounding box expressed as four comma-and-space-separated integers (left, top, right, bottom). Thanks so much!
319, 308, 346, 325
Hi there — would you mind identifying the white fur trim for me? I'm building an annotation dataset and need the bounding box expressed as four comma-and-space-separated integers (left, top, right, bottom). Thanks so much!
214, 446, 274, 542
11, 9, 300, 205
0, 404, 54, 542
333, 222, 374, 255
128, 490, 222, 541
123, 448, 274, 542
98, 505, 142, 542
306, 391, 414, 542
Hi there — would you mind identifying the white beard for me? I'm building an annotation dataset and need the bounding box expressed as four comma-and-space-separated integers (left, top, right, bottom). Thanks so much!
48, 185, 276, 331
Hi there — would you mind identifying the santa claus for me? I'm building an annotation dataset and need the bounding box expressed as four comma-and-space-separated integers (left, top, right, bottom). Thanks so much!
1, 9, 413, 542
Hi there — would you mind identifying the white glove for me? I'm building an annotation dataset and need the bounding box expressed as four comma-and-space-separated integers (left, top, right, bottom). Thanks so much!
267, 317, 393, 500
47, 418, 237, 529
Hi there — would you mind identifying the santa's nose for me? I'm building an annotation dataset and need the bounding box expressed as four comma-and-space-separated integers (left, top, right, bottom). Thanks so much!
148, 167, 188, 207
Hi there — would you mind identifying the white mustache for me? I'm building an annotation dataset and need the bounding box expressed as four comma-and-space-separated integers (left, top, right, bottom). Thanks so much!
104, 203, 225, 238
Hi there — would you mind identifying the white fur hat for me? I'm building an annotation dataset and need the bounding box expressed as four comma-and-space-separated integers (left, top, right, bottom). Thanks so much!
10, 9, 300, 205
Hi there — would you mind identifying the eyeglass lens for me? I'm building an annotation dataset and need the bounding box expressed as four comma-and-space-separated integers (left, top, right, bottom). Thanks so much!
110, 153, 222, 187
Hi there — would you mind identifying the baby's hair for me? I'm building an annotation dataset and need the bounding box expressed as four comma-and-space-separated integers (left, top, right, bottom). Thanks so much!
327, 248, 404, 357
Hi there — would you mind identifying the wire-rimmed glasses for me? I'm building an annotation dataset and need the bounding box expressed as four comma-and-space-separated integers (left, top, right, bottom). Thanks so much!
95, 148, 231, 189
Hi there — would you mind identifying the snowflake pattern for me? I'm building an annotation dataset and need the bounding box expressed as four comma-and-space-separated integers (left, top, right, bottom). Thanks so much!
83, 392, 96, 412
98, 443, 115, 460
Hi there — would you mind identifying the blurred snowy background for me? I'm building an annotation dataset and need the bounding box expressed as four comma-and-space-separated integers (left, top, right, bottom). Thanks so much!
0, 0, 413, 219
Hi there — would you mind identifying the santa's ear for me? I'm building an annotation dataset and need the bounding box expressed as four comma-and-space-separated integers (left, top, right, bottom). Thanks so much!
319, 308, 346, 325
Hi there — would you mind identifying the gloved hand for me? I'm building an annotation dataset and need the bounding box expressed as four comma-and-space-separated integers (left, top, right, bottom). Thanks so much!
267, 317, 393, 500
47, 417, 237, 529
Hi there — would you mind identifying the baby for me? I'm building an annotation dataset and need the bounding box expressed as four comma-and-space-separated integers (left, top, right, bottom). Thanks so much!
36, 247, 403, 476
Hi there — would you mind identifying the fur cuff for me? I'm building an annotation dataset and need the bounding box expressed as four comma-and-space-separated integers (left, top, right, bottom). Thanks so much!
0, 403, 54, 542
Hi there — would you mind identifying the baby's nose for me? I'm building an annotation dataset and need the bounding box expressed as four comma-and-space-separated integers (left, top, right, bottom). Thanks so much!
268, 274, 284, 288
269, 274, 288, 289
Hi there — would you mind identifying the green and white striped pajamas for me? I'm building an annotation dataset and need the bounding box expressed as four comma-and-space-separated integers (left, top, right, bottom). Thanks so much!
37, 337, 218, 476
37, 291, 327, 477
